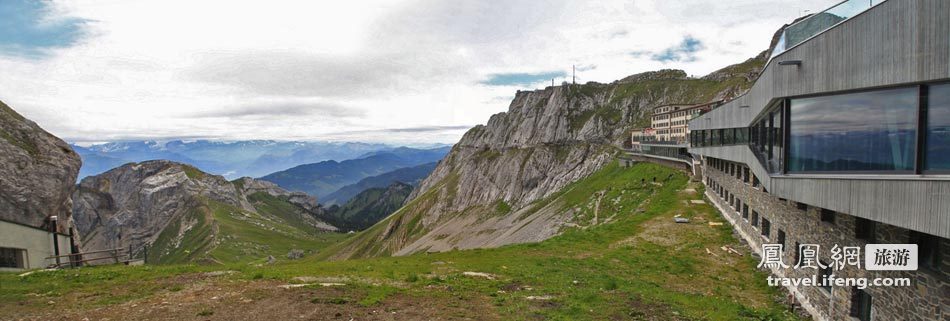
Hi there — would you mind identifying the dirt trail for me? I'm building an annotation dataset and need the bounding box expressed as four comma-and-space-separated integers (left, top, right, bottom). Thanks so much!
5, 277, 498, 321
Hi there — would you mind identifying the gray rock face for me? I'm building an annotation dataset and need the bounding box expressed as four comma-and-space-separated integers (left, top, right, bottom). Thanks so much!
0, 100, 81, 233
332, 57, 769, 259
73, 160, 335, 259
233, 177, 321, 213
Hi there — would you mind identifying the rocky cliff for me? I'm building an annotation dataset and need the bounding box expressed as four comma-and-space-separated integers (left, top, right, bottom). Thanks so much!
0, 100, 81, 234
330, 55, 770, 259
73, 160, 337, 264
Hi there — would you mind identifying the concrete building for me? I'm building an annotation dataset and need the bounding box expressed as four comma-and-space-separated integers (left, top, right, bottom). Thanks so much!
688, 1, 948, 320
651, 102, 720, 143
0, 219, 74, 271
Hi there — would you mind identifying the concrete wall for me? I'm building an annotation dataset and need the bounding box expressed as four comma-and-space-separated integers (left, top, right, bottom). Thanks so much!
0, 220, 72, 271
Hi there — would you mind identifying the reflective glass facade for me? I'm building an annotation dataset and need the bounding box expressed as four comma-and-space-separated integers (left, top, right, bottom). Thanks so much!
926, 84, 950, 171
688, 82, 949, 174
787, 87, 918, 172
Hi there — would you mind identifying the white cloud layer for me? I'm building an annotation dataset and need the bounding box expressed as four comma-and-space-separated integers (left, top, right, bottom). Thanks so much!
0, 0, 838, 145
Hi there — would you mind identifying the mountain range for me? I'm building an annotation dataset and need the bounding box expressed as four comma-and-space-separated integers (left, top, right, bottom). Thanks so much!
321, 162, 438, 205
260, 146, 450, 199
70, 140, 402, 180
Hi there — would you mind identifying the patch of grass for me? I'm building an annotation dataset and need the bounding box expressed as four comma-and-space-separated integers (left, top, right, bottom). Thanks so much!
311, 297, 349, 304
494, 200, 512, 215
0, 130, 39, 156
231, 178, 246, 191
181, 165, 205, 180
208, 199, 346, 263
359, 285, 398, 306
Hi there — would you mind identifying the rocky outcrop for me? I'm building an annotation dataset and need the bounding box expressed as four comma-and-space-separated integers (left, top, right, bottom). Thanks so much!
0, 100, 81, 233
73, 160, 336, 263
331, 48, 776, 259
233, 177, 321, 213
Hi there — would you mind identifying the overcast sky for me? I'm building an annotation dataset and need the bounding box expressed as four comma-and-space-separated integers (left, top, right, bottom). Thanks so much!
0, 0, 836, 145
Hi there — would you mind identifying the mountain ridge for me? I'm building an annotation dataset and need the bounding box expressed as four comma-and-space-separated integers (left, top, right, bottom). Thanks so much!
328, 47, 773, 259
72, 160, 339, 264
260, 147, 449, 198
321, 161, 438, 205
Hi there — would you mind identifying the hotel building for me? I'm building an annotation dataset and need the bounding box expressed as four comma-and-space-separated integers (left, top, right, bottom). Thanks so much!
688, 0, 948, 320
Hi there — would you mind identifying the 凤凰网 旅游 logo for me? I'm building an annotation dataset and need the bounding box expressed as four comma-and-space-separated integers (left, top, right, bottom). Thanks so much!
864, 244, 918, 270
756, 243, 918, 271
758, 243, 916, 289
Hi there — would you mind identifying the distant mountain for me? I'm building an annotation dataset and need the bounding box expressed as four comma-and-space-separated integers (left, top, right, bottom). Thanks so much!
73, 160, 338, 265
320, 182, 414, 231
356, 146, 452, 163
70, 140, 391, 180
72, 145, 143, 180
260, 147, 449, 198
321, 162, 438, 205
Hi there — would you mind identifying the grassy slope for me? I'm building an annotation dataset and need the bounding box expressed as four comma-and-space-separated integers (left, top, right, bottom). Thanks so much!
147, 194, 346, 265
206, 198, 346, 264
0, 163, 799, 320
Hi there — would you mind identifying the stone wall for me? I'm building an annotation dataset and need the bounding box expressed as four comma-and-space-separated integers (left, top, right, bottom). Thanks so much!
702, 157, 948, 321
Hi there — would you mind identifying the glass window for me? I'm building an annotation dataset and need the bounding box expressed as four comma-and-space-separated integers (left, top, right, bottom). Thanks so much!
850, 288, 872, 321
736, 127, 749, 144
926, 83, 950, 171
0, 247, 24, 268
711, 129, 720, 146
723, 128, 735, 145
788, 87, 918, 172
770, 109, 783, 165
819, 262, 833, 293
855, 217, 876, 242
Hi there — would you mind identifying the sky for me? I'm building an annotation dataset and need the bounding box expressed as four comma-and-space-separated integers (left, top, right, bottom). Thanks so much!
0, 0, 837, 145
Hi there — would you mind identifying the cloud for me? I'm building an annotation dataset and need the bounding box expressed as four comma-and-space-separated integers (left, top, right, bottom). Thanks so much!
188, 101, 366, 119
481, 71, 567, 86
187, 50, 471, 99
650, 36, 705, 62
0, 0, 91, 58
380, 125, 474, 133
0, 0, 841, 145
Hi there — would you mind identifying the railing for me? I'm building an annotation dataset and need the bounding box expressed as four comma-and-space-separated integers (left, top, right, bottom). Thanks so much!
771, 0, 886, 58
634, 140, 687, 146
623, 147, 692, 162
45, 243, 149, 269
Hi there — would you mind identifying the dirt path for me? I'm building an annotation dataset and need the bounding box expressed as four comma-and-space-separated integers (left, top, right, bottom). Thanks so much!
5, 277, 499, 321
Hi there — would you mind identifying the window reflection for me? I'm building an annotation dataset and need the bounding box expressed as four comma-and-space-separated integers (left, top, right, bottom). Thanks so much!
788, 87, 918, 172
926, 84, 950, 171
